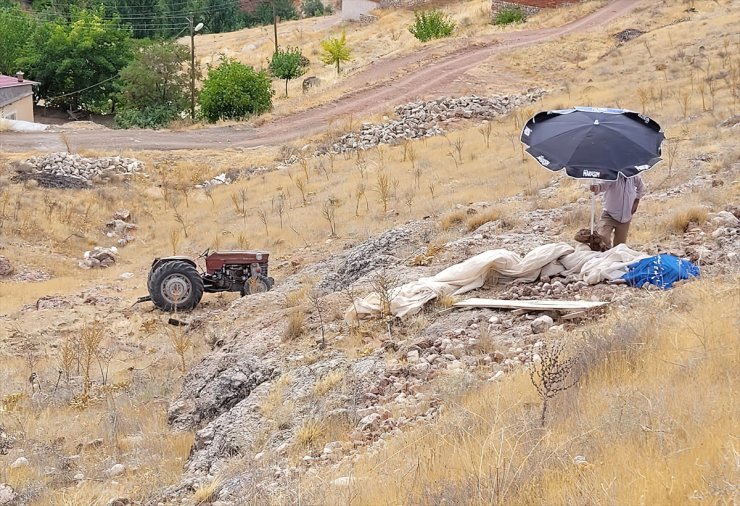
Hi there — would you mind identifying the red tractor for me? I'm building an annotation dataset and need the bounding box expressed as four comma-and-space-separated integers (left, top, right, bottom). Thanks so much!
145, 250, 274, 311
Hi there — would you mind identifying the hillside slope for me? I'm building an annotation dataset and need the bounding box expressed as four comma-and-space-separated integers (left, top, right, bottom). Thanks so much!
0, 0, 738, 504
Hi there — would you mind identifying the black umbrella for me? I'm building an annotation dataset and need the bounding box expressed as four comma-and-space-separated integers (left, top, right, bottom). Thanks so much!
520, 106, 664, 233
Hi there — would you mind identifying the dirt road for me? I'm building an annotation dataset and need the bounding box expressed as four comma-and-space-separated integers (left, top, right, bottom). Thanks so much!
0, 0, 640, 153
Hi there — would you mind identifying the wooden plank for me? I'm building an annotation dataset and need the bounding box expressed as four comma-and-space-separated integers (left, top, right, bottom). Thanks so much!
453, 298, 608, 311
561, 310, 591, 320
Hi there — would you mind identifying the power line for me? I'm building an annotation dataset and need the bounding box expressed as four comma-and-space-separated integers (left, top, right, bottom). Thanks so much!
1, 1, 240, 24
46, 73, 120, 101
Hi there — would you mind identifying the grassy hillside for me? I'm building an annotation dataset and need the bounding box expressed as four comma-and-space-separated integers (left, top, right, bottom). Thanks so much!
0, 0, 737, 503
306, 279, 738, 504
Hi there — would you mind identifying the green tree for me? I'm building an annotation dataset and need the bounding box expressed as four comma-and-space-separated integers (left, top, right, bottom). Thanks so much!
320, 31, 351, 75
17, 8, 132, 112
199, 57, 273, 122
302, 0, 332, 17
408, 10, 455, 42
200, 0, 246, 33
0, 4, 38, 75
99, 0, 161, 38
269, 46, 309, 97
250, 0, 297, 26
116, 40, 190, 128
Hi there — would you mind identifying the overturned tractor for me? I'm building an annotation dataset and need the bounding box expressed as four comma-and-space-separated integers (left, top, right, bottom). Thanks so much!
145, 250, 274, 311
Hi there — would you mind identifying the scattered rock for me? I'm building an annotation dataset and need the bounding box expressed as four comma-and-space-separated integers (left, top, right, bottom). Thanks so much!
106, 498, 132, 506
104, 463, 126, 478
113, 209, 131, 220
10, 457, 29, 469
531, 315, 554, 334
614, 28, 644, 44
488, 371, 505, 382
0, 256, 12, 277
710, 211, 739, 228
79, 247, 118, 269
0, 484, 16, 505
358, 413, 381, 431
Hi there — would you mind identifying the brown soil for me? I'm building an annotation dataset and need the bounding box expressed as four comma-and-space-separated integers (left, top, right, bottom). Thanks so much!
0, 0, 639, 153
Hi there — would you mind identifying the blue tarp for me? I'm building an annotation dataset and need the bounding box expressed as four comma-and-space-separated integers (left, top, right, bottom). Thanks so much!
622, 254, 700, 289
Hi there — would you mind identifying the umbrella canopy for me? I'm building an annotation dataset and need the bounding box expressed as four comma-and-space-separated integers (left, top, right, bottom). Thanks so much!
520, 107, 664, 181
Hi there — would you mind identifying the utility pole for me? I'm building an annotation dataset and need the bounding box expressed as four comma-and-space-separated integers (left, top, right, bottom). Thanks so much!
272, 1, 279, 53
188, 16, 203, 121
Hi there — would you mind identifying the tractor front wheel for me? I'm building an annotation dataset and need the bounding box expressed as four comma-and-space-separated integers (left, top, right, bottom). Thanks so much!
148, 260, 204, 311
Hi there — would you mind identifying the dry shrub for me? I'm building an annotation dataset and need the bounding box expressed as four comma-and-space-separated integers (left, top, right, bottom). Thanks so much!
295, 419, 325, 450
440, 209, 467, 230
433, 292, 457, 309
465, 207, 502, 231
261, 374, 295, 431
283, 310, 305, 341
312, 370, 344, 397
192, 477, 223, 504
284, 287, 308, 308
665, 206, 708, 233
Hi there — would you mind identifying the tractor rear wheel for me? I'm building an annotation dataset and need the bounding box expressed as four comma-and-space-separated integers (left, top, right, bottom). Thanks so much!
241, 275, 272, 296
148, 260, 204, 311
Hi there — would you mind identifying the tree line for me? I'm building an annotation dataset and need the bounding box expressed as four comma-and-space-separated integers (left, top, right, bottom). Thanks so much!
0, 0, 348, 128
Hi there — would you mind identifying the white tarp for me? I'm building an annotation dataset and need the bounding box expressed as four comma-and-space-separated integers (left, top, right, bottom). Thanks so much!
0, 118, 48, 132
347, 243, 649, 320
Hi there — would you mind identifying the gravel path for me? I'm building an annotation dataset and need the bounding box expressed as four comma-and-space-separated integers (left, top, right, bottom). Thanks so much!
0, 0, 641, 153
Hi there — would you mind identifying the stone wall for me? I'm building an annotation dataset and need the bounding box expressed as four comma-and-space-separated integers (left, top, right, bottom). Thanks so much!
491, 0, 579, 16
377, 0, 434, 7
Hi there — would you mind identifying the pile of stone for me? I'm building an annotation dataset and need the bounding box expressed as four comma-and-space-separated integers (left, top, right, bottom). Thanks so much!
78, 246, 118, 269
614, 28, 645, 44
323, 89, 544, 154
105, 209, 137, 247
16, 152, 144, 188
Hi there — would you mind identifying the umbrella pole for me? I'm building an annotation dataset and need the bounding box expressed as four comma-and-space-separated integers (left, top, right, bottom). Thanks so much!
590, 193, 595, 234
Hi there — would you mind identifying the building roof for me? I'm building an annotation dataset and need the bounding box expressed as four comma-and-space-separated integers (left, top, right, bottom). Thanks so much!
0, 74, 40, 89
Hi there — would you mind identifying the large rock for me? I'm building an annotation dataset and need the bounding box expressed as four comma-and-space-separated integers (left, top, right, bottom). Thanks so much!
167, 353, 279, 431
531, 315, 554, 334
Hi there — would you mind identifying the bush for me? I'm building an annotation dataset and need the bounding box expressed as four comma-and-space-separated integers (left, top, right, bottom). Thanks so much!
493, 6, 525, 25
408, 10, 455, 42
199, 57, 273, 122
115, 106, 181, 129
302, 0, 332, 17
269, 46, 309, 97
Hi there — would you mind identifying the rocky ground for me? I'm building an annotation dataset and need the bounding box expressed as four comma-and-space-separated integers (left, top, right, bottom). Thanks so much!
1, 155, 737, 504
1, 153, 737, 504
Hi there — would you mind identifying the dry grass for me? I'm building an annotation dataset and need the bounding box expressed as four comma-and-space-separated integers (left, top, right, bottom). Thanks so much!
306, 278, 739, 504
465, 206, 503, 232
192, 477, 223, 504
440, 208, 468, 231
665, 205, 709, 233
283, 309, 306, 341
312, 370, 344, 397
1, 0, 738, 502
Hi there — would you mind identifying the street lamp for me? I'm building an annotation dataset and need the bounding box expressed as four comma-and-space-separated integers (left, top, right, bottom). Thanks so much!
188, 17, 203, 121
